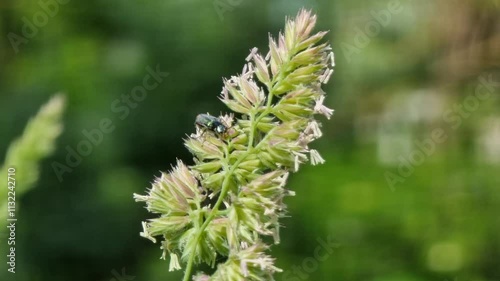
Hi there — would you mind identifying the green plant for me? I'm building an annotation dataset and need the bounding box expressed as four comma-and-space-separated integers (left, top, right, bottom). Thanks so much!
0, 94, 66, 221
134, 10, 334, 281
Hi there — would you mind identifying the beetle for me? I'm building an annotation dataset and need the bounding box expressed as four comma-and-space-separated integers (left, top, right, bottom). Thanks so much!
195, 113, 228, 137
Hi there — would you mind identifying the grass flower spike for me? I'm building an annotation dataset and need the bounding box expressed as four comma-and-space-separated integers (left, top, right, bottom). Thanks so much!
134, 9, 334, 281
1, 94, 65, 221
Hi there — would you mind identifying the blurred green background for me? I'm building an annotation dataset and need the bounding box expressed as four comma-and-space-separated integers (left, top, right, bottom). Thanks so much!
1, 0, 499, 280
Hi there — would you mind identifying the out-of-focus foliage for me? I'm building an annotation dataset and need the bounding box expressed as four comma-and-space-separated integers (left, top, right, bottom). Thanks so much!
0, 94, 65, 221
0, 0, 498, 281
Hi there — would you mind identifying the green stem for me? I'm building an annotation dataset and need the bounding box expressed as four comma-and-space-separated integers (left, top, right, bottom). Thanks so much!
182, 56, 293, 281
182, 118, 280, 281
247, 70, 287, 150
182, 139, 269, 281
247, 113, 256, 149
